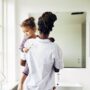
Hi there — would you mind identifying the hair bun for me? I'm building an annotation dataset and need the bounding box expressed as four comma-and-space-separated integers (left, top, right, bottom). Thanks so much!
38, 12, 57, 34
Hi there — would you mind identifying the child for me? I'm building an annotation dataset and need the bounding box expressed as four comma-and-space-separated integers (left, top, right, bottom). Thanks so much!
18, 17, 55, 90
18, 17, 36, 90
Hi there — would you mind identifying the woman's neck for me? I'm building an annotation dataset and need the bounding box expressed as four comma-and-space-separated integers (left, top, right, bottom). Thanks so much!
39, 33, 49, 39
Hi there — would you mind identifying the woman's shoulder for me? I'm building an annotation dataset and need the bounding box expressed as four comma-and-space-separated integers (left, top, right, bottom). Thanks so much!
51, 42, 62, 51
51, 42, 59, 48
24, 38, 35, 48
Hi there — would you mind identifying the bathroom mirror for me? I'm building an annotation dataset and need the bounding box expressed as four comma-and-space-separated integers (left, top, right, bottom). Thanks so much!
50, 12, 86, 68
29, 11, 86, 68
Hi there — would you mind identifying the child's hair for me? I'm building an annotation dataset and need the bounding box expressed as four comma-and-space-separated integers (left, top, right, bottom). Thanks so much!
21, 17, 36, 30
38, 12, 57, 35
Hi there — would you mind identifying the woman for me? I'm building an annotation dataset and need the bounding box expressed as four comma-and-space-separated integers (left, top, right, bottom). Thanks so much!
18, 16, 55, 90
22, 11, 64, 90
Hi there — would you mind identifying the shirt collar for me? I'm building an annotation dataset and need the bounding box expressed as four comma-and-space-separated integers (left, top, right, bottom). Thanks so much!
36, 37, 50, 43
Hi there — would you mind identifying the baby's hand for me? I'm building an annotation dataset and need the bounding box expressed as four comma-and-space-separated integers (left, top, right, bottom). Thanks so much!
23, 48, 29, 53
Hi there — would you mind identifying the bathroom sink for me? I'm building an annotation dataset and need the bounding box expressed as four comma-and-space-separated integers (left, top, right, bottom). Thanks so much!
56, 87, 82, 90
56, 82, 82, 90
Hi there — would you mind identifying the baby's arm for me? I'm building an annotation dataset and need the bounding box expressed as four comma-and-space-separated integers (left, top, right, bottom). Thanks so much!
19, 36, 29, 66
19, 36, 28, 52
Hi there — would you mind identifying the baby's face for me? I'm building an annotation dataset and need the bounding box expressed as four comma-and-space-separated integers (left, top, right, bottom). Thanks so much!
22, 26, 36, 37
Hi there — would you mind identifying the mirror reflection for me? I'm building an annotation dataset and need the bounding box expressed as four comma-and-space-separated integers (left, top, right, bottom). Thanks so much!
50, 12, 86, 68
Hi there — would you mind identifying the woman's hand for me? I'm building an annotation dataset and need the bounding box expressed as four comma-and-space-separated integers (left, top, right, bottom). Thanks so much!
23, 48, 29, 53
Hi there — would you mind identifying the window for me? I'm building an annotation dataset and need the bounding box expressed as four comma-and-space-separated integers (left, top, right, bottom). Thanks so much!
0, 0, 18, 89
0, 0, 5, 89
0, 0, 3, 76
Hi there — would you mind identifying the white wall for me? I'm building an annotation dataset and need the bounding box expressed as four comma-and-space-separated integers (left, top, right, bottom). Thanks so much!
15, 0, 90, 90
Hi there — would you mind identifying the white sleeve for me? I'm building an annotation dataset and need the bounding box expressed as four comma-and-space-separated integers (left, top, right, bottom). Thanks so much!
53, 44, 64, 70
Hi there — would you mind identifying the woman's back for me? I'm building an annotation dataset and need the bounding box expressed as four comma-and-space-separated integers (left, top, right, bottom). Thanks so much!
25, 37, 63, 90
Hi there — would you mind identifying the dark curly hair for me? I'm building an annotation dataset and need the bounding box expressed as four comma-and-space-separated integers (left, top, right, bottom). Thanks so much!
21, 17, 36, 30
38, 12, 57, 35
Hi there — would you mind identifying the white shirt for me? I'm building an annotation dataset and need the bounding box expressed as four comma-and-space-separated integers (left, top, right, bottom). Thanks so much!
22, 37, 64, 90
